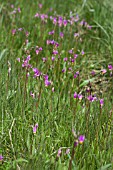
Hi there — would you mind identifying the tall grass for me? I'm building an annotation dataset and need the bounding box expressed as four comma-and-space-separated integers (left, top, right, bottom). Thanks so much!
0, 0, 113, 170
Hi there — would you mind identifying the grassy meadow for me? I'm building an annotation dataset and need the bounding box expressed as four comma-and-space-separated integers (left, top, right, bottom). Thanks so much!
0, 0, 113, 169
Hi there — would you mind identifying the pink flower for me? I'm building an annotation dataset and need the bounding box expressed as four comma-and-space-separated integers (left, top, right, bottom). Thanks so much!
38, 3, 43, 9
100, 99, 104, 108
18, 7, 21, 13
33, 123, 38, 133
12, 29, 16, 35
74, 32, 79, 37
74, 92, 78, 98
0, 155, 3, 161
78, 94, 83, 100
65, 148, 70, 154
81, 50, 85, 55
30, 92, 35, 98
57, 148, 62, 157
108, 64, 113, 71
78, 135, 85, 144
17, 58, 20, 62
60, 32, 64, 38
36, 49, 39, 55
101, 69, 107, 75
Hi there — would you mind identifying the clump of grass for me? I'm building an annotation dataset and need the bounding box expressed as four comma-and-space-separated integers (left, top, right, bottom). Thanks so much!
0, 0, 113, 170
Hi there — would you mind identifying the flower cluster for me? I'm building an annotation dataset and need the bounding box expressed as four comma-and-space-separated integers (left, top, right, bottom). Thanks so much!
72, 129, 85, 147
74, 92, 83, 100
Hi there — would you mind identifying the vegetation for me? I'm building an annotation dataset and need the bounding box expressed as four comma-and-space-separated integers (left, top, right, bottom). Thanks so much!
0, 0, 113, 169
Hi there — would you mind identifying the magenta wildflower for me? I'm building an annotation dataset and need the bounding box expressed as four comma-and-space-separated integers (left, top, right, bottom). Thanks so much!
69, 49, 73, 54
12, 10, 16, 14
45, 80, 51, 86
33, 123, 38, 133
74, 141, 79, 147
87, 95, 97, 102
58, 16, 63, 27
53, 17, 57, 25
51, 56, 55, 61
17, 58, 20, 62
65, 148, 70, 154
74, 54, 78, 59
108, 64, 113, 71
25, 31, 29, 37
74, 32, 79, 37
68, 67, 72, 71
87, 25, 92, 29
44, 75, 49, 80
78, 94, 83, 100
62, 69, 66, 73
101, 69, 107, 75
57, 148, 62, 157
11, 4, 14, 8
49, 8, 53, 12
48, 30, 54, 35
63, 19, 68, 27
35, 13, 39, 18
30, 92, 35, 98
44, 75, 51, 86
55, 42, 59, 47
52, 50, 58, 55
74, 92, 78, 98
47, 39, 58, 46
18, 28, 23, 31
50, 16, 53, 20
78, 135, 85, 144
74, 74, 77, 78
75, 14, 79, 22
71, 58, 75, 63
22, 55, 32, 68
40, 14, 48, 21
51, 40, 55, 45
86, 87, 90, 93
39, 47, 43, 51
25, 39, 29, 45
64, 57, 68, 62
80, 20, 85, 26
33, 68, 41, 77
42, 57, 47, 62
12, 29, 16, 35
74, 71, 79, 78
81, 50, 85, 55
38, 3, 43, 9
60, 32, 64, 38
76, 71, 79, 75
17, 7, 21, 13
36, 49, 39, 55
91, 70, 96, 76
0, 155, 3, 161
100, 99, 104, 108
46, 40, 50, 45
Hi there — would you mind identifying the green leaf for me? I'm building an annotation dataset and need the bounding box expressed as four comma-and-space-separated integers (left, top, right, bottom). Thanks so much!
15, 158, 28, 163
93, 20, 109, 39
79, 78, 95, 87
0, 49, 8, 61
98, 164, 112, 170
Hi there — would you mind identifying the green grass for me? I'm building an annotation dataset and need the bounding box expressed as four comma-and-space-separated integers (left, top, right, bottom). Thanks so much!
0, 0, 113, 170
